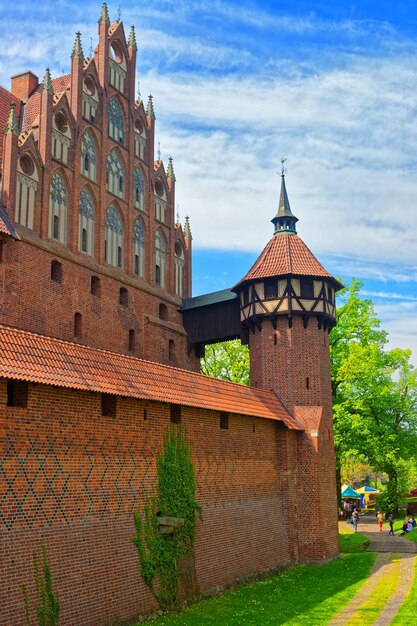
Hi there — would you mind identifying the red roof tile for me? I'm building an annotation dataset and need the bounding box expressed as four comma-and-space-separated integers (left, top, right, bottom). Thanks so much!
0, 86, 22, 165
234, 233, 341, 289
0, 325, 303, 430
0, 206, 19, 238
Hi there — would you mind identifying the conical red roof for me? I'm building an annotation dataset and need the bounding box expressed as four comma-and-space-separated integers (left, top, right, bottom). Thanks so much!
233, 233, 341, 290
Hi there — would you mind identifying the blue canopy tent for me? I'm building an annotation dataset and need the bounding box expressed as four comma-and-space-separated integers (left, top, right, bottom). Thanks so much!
341, 485, 361, 499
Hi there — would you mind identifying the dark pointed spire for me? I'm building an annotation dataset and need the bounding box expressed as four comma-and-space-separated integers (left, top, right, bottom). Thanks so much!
5, 102, 19, 135
146, 94, 155, 119
71, 31, 84, 59
184, 216, 192, 240
41, 68, 54, 95
167, 156, 176, 181
128, 25, 137, 50
98, 2, 110, 25
271, 159, 298, 235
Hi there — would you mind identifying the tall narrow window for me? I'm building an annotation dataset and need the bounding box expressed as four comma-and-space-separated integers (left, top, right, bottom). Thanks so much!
134, 118, 146, 159
154, 180, 166, 222
105, 204, 123, 268
220, 412, 229, 430
49, 172, 67, 243
52, 112, 71, 164
170, 404, 181, 424
83, 76, 98, 123
154, 229, 166, 288
7, 380, 28, 407
108, 97, 124, 143
119, 287, 128, 307
80, 130, 97, 181
174, 241, 184, 297
50, 260, 63, 283
134, 168, 145, 210
91, 275, 101, 297
128, 329, 135, 352
102, 394, 116, 417
106, 149, 124, 198
168, 339, 175, 362
159, 303, 168, 321
78, 187, 95, 256
109, 42, 127, 92
15, 155, 38, 229
133, 218, 145, 278
74, 312, 82, 337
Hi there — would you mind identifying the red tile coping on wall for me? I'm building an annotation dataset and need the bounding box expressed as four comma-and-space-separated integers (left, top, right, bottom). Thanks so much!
0, 324, 303, 429
0, 205, 20, 238
233, 234, 343, 289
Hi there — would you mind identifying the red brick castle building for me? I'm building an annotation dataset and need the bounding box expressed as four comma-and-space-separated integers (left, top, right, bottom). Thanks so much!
0, 5, 340, 625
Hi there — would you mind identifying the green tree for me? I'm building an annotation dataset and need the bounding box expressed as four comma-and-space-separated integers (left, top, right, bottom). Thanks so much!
200, 340, 250, 385
331, 280, 417, 512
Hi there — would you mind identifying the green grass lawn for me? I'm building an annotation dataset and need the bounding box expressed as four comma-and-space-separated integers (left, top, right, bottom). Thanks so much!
339, 522, 371, 553
141, 552, 375, 625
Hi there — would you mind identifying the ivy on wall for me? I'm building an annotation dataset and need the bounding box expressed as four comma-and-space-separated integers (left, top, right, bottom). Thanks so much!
21, 544, 60, 626
133, 427, 201, 608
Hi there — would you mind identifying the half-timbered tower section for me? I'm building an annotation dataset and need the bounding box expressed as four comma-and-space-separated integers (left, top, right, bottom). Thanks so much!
0, 5, 195, 369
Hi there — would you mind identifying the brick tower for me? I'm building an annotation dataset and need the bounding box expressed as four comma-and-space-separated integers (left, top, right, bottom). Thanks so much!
232, 165, 343, 562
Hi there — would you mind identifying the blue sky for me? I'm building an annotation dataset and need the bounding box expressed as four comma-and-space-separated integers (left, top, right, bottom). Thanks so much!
0, 0, 416, 362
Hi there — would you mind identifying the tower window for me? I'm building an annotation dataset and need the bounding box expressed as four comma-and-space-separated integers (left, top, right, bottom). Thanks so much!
170, 404, 181, 424
51, 260, 63, 284
91, 275, 101, 297
220, 412, 229, 430
6, 380, 28, 407
300, 279, 314, 298
74, 312, 82, 338
119, 287, 128, 307
102, 394, 116, 417
306, 377, 310, 390
264, 279, 277, 299
168, 339, 175, 362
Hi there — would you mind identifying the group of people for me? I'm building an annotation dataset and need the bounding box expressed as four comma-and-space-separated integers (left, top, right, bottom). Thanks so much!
341, 499, 417, 536
378, 511, 416, 535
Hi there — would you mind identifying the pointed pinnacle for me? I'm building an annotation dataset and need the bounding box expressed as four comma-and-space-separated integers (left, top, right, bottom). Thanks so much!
98, 2, 110, 25
184, 216, 192, 240
146, 94, 155, 119
167, 156, 176, 181
71, 31, 84, 60
5, 101, 19, 135
128, 25, 138, 50
41, 68, 54, 95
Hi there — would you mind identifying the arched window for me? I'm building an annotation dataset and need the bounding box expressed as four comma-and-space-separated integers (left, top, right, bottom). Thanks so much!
83, 75, 99, 123
134, 168, 145, 211
91, 275, 101, 297
49, 172, 67, 243
154, 180, 166, 222
81, 130, 97, 181
108, 97, 124, 144
15, 154, 38, 229
133, 217, 145, 278
106, 149, 124, 198
134, 118, 146, 159
109, 41, 127, 92
154, 229, 166, 288
78, 187, 95, 255
174, 241, 184, 297
52, 111, 71, 164
105, 204, 123, 268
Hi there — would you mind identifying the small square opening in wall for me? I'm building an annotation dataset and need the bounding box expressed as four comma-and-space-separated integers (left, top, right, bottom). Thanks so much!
6, 380, 28, 407
220, 412, 229, 430
170, 404, 181, 424
101, 394, 116, 417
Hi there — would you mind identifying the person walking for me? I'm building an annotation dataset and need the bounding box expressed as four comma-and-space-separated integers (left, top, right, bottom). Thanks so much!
388, 514, 394, 536
377, 511, 384, 532
352, 509, 359, 533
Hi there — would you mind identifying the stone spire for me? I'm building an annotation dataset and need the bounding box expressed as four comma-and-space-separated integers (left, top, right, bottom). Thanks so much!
41, 68, 54, 95
71, 31, 84, 59
167, 156, 176, 181
98, 2, 110, 25
184, 216, 192, 240
271, 163, 298, 236
146, 94, 155, 119
5, 102, 19, 135
128, 25, 138, 50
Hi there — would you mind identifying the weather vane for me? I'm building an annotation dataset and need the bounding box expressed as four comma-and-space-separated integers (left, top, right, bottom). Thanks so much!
118, 4, 122, 20
280, 156, 288, 176
176, 204, 180, 224
157, 141, 161, 161
137, 81, 141, 101
89, 37, 93, 57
